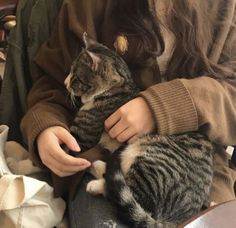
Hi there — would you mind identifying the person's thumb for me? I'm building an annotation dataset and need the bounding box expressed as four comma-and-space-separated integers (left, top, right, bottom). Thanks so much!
55, 127, 81, 152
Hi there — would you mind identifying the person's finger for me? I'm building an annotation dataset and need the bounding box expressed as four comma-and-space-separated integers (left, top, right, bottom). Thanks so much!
47, 162, 81, 177
105, 110, 121, 131
55, 128, 81, 151
50, 143, 90, 167
108, 118, 128, 139
47, 158, 90, 177
47, 162, 75, 177
47, 153, 90, 173
116, 127, 136, 143
128, 135, 139, 144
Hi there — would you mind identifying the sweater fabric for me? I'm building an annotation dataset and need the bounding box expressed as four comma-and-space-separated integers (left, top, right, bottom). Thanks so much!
20, 0, 236, 198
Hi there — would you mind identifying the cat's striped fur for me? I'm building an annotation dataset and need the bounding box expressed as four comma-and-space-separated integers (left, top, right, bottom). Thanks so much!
64, 34, 138, 152
65, 33, 214, 228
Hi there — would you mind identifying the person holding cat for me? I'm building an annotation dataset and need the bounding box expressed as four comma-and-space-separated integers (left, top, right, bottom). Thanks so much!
20, 0, 236, 227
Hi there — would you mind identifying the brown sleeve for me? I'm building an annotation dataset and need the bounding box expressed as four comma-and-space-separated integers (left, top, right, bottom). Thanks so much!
140, 80, 198, 137
140, 5, 236, 146
20, 0, 107, 165
181, 76, 236, 145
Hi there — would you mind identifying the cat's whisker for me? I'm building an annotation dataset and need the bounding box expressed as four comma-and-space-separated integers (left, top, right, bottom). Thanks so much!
65, 91, 76, 108
65, 92, 70, 102
70, 91, 77, 108
65, 92, 71, 103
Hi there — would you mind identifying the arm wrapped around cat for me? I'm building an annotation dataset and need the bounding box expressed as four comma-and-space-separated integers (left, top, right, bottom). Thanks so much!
63, 32, 215, 227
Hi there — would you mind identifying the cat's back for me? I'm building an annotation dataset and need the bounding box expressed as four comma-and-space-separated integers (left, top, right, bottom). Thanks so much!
119, 133, 214, 222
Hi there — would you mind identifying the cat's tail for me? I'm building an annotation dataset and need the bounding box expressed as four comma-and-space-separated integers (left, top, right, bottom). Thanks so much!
105, 148, 175, 228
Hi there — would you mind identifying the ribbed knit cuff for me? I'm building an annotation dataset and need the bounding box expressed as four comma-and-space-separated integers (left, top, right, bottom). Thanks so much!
140, 79, 198, 135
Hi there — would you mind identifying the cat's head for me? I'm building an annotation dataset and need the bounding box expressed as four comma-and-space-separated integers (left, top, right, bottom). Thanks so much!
64, 32, 133, 104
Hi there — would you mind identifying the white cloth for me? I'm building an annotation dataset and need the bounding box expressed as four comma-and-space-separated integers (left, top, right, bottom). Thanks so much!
5, 140, 41, 176
0, 125, 11, 175
0, 125, 66, 228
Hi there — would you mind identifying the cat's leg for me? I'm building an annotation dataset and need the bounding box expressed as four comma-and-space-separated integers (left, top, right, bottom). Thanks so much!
69, 116, 84, 136
70, 125, 79, 136
86, 178, 106, 195
99, 132, 121, 153
86, 132, 121, 195
86, 160, 106, 195
69, 174, 129, 228
89, 160, 106, 179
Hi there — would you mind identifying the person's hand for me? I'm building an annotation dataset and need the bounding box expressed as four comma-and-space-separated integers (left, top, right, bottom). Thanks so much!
37, 126, 91, 177
105, 97, 155, 143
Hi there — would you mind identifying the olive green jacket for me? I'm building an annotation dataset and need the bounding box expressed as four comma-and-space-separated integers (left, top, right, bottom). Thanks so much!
0, 0, 62, 142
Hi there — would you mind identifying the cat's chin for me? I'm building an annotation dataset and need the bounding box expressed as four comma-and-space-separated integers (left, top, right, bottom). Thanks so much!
81, 89, 107, 104
81, 94, 94, 104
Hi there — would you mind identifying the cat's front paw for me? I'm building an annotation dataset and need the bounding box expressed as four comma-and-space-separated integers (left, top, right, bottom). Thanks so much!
86, 179, 105, 195
89, 160, 106, 179
210, 201, 218, 207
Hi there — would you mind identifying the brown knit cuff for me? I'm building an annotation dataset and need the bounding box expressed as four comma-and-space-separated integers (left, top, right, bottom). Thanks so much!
140, 79, 198, 135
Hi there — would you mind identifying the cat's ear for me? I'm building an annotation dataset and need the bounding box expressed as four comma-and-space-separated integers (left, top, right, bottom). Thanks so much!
85, 50, 101, 71
83, 32, 97, 49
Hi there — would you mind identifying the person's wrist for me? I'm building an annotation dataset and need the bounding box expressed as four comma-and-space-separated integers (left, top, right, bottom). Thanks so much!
138, 96, 156, 134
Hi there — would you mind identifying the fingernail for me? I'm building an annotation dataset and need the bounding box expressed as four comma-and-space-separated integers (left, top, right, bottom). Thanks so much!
73, 144, 81, 151
84, 162, 91, 167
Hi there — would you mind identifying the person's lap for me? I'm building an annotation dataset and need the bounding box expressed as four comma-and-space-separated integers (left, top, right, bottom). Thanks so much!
68, 150, 236, 228
68, 174, 128, 228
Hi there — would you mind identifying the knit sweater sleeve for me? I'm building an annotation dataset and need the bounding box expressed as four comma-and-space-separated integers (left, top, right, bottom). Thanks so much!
20, 0, 107, 165
140, 3, 236, 146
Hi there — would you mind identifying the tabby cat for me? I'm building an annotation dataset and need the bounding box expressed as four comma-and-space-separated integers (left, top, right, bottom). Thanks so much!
64, 33, 215, 228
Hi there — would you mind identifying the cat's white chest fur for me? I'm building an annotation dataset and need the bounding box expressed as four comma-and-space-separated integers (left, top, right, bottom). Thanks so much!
80, 100, 94, 110
86, 136, 145, 195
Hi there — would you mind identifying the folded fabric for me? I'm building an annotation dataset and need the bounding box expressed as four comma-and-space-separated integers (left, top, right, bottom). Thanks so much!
0, 125, 11, 174
0, 174, 66, 228
0, 125, 66, 228
5, 140, 41, 175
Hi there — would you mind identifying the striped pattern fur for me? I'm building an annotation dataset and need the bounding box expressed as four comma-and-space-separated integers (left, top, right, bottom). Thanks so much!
65, 33, 215, 227
105, 134, 214, 227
